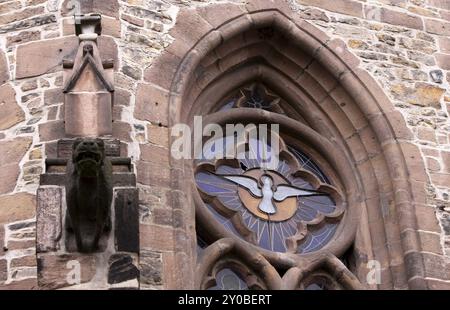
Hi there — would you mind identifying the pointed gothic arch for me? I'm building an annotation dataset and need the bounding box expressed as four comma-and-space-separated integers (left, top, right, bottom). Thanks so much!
140, 1, 430, 289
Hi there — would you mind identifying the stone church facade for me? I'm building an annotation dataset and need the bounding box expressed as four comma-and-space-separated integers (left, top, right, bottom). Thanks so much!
0, 0, 449, 290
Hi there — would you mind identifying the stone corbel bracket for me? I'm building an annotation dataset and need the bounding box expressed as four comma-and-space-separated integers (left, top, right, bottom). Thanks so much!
36, 139, 140, 289
62, 14, 114, 137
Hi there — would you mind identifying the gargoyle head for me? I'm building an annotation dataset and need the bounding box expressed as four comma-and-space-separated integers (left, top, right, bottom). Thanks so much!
72, 138, 105, 178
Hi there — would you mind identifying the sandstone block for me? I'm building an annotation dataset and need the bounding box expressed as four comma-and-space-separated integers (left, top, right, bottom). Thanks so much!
16, 36, 117, 79
0, 7, 44, 26
37, 254, 97, 289
435, 53, 450, 70
0, 84, 25, 130
147, 124, 169, 148
0, 194, 36, 225
0, 14, 56, 34
114, 188, 139, 253
38, 120, 64, 142
61, 0, 119, 18
425, 18, 450, 36
6, 30, 40, 48
390, 83, 445, 109
0, 278, 37, 290
135, 83, 169, 126
36, 187, 62, 253
297, 0, 363, 17
0, 259, 6, 282
0, 50, 9, 85
140, 224, 174, 251
365, 6, 422, 29
43, 88, 63, 105
0, 138, 32, 195
108, 253, 139, 284
140, 249, 162, 286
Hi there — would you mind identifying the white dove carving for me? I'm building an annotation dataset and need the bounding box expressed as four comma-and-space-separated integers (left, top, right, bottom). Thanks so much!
222, 174, 324, 215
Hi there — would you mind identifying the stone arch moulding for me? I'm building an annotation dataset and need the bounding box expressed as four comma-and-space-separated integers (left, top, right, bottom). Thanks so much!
137, 1, 431, 289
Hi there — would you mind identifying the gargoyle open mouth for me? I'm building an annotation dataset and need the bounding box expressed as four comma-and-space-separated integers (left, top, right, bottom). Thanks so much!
75, 151, 101, 164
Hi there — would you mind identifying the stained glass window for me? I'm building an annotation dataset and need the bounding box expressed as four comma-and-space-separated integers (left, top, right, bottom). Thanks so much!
195, 136, 344, 254
218, 83, 285, 114
207, 268, 249, 290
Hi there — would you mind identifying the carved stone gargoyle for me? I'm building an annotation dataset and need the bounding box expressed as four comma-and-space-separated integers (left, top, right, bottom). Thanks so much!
65, 138, 113, 253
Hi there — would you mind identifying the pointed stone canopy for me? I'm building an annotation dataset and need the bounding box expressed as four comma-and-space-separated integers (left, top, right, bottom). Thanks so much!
63, 14, 114, 137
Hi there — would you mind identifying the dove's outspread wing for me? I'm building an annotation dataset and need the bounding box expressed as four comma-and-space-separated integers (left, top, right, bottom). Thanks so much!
273, 185, 322, 202
223, 175, 262, 198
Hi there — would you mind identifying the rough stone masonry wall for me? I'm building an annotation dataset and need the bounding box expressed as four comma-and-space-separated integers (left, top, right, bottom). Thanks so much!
0, 0, 449, 289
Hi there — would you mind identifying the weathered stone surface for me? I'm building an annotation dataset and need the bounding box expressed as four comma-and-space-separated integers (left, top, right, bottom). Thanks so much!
418, 126, 437, 143
0, 259, 6, 282
21, 80, 38, 92
0, 278, 37, 290
399, 37, 437, 54
365, 6, 422, 29
430, 70, 444, 84
36, 187, 62, 253
136, 161, 170, 188
108, 254, 139, 284
62, 15, 120, 38
0, 1, 21, 15
140, 144, 169, 165
143, 51, 180, 90
0, 193, 35, 224
430, 173, 450, 187
7, 239, 35, 251
10, 255, 37, 268
0, 7, 44, 25
435, 53, 450, 70
140, 224, 174, 251
37, 254, 96, 289
38, 120, 64, 142
0, 138, 32, 195
112, 121, 132, 142
439, 37, 450, 53
21, 92, 39, 103
0, 50, 8, 85
6, 30, 40, 48
425, 18, 450, 36
61, 0, 119, 18
134, 83, 169, 126
140, 249, 162, 286
407, 51, 435, 66
122, 64, 141, 80
121, 13, 144, 27
27, 0, 48, 6
43, 88, 63, 105
16, 37, 77, 79
0, 84, 25, 130
390, 83, 445, 109
16, 36, 117, 79
115, 88, 131, 106
8, 221, 34, 231
429, 0, 449, 9
114, 188, 139, 253
0, 225, 4, 255
297, 0, 362, 17
0, 14, 56, 34
147, 124, 169, 148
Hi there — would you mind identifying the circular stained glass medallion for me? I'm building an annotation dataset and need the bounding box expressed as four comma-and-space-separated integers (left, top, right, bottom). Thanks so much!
195, 136, 345, 254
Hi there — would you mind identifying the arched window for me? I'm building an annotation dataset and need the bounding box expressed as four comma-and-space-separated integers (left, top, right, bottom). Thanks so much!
193, 82, 355, 289
160, 5, 430, 290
